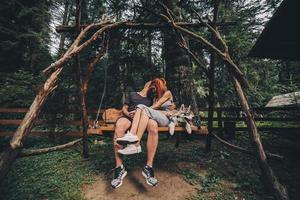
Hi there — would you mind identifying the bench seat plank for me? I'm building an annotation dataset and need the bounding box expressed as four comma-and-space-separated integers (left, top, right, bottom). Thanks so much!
88, 124, 208, 135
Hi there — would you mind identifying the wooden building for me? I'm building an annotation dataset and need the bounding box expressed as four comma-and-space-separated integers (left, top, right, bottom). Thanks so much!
249, 0, 300, 60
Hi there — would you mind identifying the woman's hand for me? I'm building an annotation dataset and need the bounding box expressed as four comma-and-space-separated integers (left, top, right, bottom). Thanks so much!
128, 110, 136, 119
164, 110, 177, 117
168, 104, 176, 110
151, 90, 172, 109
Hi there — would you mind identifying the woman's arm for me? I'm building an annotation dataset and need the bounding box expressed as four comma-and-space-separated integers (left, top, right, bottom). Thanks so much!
151, 90, 172, 109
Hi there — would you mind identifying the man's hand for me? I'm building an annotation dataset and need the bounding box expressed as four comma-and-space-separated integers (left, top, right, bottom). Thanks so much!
128, 110, 136, 119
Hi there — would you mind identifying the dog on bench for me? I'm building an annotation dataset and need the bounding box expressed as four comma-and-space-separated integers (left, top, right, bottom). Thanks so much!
168, 104, 194, 135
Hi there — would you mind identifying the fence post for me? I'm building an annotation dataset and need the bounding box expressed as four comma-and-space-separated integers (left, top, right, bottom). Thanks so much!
217, 109, 222, 135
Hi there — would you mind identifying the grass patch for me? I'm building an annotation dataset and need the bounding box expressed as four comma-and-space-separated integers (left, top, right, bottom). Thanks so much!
0, 142, 95, 200
0, 131, 299, 200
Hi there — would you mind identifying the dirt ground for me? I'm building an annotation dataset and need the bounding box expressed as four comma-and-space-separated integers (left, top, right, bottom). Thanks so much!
82, 168, 198, 200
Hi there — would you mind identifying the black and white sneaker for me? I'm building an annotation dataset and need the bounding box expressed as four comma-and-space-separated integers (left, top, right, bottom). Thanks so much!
142, 165, 158, 186
111, 165, 127, 189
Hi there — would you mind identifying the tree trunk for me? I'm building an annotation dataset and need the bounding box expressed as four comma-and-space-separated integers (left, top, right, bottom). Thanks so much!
232, 76, 288, 200
0, 67, 62, 181
76, 56, 89, 158
146, 34, 152, 67
206, 52, 216, 151
75, 0, 89, 158
58, 0, 70, 55
0, 148, 20, 181
206, 0, 220, 151
162, 0, 198, 108
107, 29, 122, 106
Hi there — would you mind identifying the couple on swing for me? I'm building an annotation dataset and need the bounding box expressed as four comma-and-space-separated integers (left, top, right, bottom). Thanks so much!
111, 78, 176, 189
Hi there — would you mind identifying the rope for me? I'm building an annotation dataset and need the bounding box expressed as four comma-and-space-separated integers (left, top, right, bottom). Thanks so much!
93, 33, 110, 128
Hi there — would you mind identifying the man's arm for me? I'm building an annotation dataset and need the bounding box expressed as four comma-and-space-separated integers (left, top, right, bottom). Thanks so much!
122, 104, 136, 118
122, 92, 132, 117
122, 104, 130, 117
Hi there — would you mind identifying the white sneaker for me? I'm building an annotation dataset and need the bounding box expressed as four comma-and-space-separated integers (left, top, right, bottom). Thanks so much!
116, 131, 139, 145
118, 144, 142, 155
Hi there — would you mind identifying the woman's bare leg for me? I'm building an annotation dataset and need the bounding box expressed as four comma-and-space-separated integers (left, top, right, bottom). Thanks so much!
136, 109, 150, 140
130, 108, 142, 135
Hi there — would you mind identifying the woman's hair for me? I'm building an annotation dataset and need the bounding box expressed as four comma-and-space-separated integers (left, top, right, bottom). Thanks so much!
159, 77, 166, 86
150, 78, 167, 99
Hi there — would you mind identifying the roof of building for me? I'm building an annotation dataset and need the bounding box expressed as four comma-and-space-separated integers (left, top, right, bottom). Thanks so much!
248, 0, 300, 60
266, 91, 300, 107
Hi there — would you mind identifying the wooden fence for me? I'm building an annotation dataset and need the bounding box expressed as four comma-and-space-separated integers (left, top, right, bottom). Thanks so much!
0, 107, 299, 137
200, 106, 300, 133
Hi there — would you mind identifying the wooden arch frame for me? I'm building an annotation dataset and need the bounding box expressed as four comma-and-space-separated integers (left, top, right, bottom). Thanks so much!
0, 1, 289, 199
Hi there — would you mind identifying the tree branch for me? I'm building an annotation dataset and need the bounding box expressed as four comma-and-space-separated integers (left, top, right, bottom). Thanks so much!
212, 133, 284, 160
55, 21, 237, 33
191, 8, 228, 53
42, 19, 119, 74
18, 139, 82, 157
177, 42, 209, 76
160, 11, 248, 88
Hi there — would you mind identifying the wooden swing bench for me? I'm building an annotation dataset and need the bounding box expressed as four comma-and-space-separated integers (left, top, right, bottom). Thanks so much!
87, 108, 208, 135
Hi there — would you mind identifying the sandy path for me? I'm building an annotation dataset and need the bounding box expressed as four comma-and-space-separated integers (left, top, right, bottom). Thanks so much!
82, 168, 197, 200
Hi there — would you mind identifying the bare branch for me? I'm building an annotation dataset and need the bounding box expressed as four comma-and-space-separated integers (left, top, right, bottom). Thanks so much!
18, 139, 82, 157
191, 8, 228, 53
160, 11, 248, 88
212, 133, 284, 160
76, 21, 125, 54
178, 42, 209, 76
87, 38, 109, 81
42, 19, 122, 74
56, 21, 237, 33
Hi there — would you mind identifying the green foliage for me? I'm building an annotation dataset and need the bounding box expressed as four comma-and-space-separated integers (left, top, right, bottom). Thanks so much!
0, 145, 93, 199
2, 129, 300, 199
181, 168, 202, 185
1, 0, 299, 109
201, 172, 220, 192
0, 0, 52, 73
0, 70, 40, 107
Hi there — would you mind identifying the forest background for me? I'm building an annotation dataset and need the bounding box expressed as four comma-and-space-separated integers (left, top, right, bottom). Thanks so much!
0, 0, 299, 112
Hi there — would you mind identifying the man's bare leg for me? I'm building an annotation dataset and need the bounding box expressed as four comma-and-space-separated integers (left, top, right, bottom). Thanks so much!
142, 119, 159, 186
146, 119, 158, 167
114, 118, 131, 167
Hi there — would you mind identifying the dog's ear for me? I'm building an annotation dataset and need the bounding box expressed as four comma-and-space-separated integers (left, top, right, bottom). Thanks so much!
187, 105, 191, 113
179, 104, 184, 112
